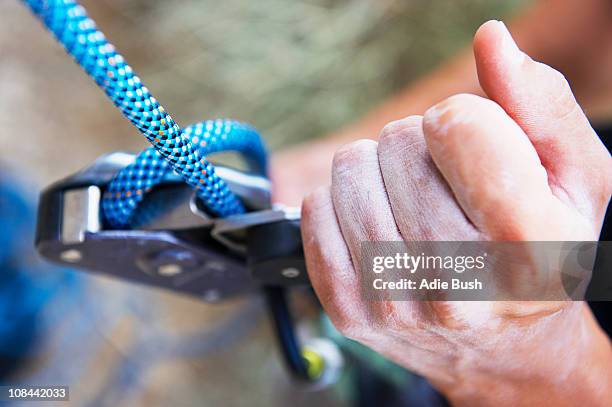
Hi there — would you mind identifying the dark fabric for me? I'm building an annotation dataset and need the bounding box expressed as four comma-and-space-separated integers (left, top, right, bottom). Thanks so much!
590, 123, 612, 337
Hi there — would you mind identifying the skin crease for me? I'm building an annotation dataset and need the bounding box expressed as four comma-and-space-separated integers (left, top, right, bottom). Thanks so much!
301, 21, 612, 407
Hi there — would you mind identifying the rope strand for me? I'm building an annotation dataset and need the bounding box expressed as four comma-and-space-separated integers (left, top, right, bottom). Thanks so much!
22, 0, 267, 227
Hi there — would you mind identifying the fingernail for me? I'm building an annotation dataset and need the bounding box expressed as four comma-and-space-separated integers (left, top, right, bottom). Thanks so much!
496, 20, 525, 64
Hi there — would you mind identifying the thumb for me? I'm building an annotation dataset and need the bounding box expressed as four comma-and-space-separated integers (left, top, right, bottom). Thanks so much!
473, 20, 611, 223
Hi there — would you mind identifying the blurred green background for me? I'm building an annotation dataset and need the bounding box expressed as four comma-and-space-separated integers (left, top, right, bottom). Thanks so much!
1, 0, 525, 184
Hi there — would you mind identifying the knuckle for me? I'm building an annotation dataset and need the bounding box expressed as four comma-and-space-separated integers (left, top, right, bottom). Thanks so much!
445, 92, 482, 105
423, 93, 499, 136
301, 195, 314, 221
332, 139, 378, 173
378, 116, 425, 155
379, 120, 404, 141
442, 93, 489, 109
379, 116, 423, 142
450, 93, 501, 113
301, 187, 331, 220
545, 64, 571, 92
538, 63, 580, 121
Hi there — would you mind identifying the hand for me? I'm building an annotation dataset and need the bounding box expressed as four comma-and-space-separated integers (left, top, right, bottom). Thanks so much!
301, 21, 612, 406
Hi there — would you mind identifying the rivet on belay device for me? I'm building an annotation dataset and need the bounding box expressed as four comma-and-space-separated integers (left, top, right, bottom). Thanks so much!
246, 219, 309, 286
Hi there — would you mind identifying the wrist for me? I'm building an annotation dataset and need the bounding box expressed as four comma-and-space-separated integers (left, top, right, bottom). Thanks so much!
434, 303, 612, 407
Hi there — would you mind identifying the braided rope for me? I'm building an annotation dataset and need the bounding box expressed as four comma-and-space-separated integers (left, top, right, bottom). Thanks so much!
104, 119, 267, 227
22, 0, 267, 228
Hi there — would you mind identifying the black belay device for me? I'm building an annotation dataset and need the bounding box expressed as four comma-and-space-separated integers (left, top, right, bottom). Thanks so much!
36, 152, 308, 299
35, 152, 343, 384
26, 0, 340, 388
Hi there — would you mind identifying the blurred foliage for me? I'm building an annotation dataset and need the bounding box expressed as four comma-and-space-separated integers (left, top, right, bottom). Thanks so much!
91, 0, 526, 149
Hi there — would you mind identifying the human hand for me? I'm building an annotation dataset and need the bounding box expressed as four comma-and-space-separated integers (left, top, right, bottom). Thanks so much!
301, 21, 612, 406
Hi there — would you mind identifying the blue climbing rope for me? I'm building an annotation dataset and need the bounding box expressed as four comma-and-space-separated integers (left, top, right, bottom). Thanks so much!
103, 120, 267, 228
22, 0, 267, 228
